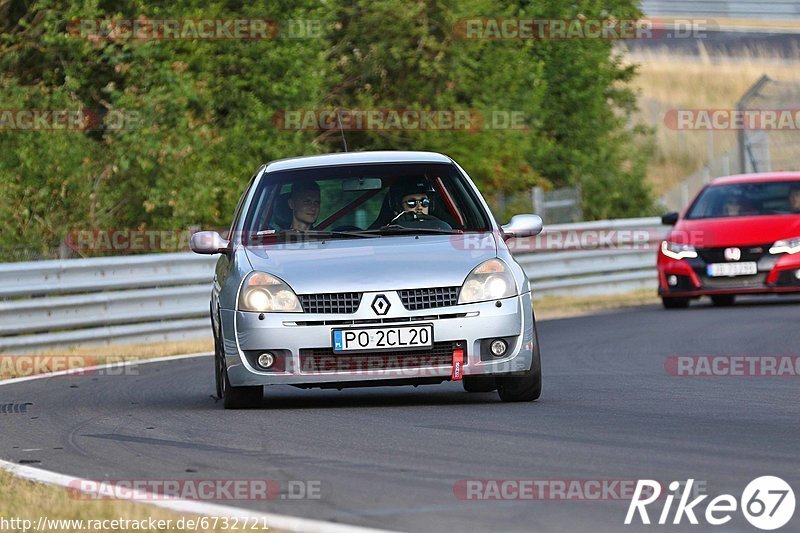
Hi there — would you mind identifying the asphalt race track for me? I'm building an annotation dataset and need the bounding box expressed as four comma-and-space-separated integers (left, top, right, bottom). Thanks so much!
2, 297, 799, 532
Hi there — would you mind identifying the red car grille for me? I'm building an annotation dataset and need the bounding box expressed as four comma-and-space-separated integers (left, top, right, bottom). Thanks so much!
696, 245, 768, 263
701, 273, 767, 289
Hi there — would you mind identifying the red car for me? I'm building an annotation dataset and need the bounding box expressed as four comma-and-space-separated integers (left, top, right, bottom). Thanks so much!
658, 172, 800, 308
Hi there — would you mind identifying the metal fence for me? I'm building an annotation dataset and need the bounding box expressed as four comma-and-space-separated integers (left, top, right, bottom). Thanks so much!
660, 75, 800, 213
0, 218, 667, 353
660, 150, 741, 212
738, 75, 800, 175
531, 186, 583, 225
490, 186, 582, 226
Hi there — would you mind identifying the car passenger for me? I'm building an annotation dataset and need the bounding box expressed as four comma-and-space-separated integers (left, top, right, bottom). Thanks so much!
722, 196, 756, 217
288, 181, 321, 231
790, 185, 800, 212
722, 197, 742, 217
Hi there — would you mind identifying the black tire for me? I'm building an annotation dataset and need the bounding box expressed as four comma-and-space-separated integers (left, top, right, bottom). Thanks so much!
214, 335, 224, 400
212, 308, 224, 400
222, 363, 263, 409
496, 319, 542, 402
711, 294, 736, 307
662, 297, 690, 309
213, 308, 263, 409
496, 365, 541, 402
462, 376, 496, 393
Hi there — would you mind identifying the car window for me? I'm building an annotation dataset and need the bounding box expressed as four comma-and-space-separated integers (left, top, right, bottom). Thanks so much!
227, 171, 259, 240
242, 163, 492, 243
686, 181, 800, 219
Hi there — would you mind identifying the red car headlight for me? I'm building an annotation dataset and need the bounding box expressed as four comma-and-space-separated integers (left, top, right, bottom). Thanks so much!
661, 241, 698, 260
769, 237, 800, 255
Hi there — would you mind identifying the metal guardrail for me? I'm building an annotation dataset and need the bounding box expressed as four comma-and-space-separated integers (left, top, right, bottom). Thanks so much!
642, 0, 800, 19
518, 217, 665, 296
0, 254, 218, 353
0, 218, 667, 352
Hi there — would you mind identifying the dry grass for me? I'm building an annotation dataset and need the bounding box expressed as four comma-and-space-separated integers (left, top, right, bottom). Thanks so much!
535, 290, 659, 320
0, 469, 268, 532
628, 51, 800, 195
38, 338, 214, 358
702, 18, 800, 31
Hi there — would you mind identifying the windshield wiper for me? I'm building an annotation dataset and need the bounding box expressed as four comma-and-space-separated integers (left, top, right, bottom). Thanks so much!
361, 225, 463, 235
305, 230, 378, 239
249, 229, 377, 242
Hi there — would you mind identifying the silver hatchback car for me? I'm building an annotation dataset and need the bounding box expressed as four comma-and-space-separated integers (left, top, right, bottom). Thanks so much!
191, 151, 544, 408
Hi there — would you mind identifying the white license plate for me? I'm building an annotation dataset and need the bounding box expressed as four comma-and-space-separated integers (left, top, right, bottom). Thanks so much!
332, 325, 433, 353
706, 262, 758, 277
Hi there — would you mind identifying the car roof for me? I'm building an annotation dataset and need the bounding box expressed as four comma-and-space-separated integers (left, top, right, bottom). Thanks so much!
264, 151, 453, 172
710, 171, 800, 186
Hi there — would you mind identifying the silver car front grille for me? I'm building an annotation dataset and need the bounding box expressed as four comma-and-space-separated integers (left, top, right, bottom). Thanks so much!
398, 287, 459, 310
299, 292, 362, 314
298, 287, 460, 314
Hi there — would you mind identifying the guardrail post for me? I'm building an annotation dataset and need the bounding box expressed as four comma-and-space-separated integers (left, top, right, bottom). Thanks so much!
531, 186, 545, 220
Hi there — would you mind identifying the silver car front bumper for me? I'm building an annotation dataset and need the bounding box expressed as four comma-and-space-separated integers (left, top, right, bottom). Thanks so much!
220, 291, 535, 386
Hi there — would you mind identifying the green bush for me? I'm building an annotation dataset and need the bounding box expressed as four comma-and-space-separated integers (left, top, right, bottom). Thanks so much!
0, 0, 655, 256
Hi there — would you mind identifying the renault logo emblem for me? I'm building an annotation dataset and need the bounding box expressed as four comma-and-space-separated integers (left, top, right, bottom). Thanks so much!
371, 295, 391, 315
724, 247, 741, 261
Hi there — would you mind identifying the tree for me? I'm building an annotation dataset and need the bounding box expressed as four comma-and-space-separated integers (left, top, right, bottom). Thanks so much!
0, 0, 656, 257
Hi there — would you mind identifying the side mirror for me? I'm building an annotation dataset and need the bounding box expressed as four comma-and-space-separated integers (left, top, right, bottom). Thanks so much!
190, 231, 229, 255
661, 212, 679, 226
501, 214, 543, 239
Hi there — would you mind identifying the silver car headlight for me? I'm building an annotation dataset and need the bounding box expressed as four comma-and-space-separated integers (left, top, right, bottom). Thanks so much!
238, 272, 302, 313
458, 259, 517, 304
769, 237, 800, 255
661, 240, 698, 260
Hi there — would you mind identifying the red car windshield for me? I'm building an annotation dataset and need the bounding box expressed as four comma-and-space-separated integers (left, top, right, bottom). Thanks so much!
686, 181, 800, 219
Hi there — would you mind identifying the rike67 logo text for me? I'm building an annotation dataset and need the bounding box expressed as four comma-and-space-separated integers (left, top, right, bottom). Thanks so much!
626, 477, 795, 530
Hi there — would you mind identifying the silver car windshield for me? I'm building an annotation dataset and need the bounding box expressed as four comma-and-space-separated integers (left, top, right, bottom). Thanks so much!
242, 163, 492, 244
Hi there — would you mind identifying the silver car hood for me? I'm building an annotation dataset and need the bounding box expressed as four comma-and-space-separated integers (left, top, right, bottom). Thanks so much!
244, 234, 497, 294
